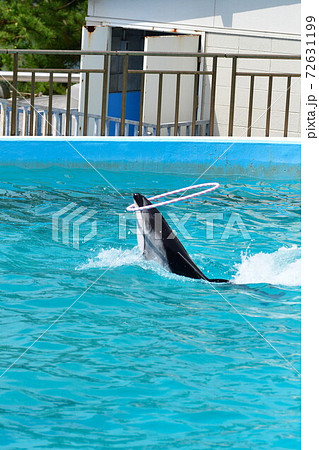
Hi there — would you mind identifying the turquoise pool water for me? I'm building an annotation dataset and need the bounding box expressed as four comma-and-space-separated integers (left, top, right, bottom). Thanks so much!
0, 165, 300, 449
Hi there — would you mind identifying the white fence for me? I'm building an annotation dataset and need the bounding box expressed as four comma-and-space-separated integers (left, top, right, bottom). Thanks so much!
0, 100, 209, 137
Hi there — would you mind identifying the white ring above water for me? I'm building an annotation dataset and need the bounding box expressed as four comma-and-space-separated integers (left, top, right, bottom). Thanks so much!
126, 182, 220, 212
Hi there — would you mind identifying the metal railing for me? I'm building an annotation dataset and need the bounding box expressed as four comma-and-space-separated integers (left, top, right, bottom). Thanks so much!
0, 49, 301, 138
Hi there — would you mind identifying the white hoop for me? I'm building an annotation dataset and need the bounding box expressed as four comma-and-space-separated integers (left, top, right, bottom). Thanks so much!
126, 182, 220, 211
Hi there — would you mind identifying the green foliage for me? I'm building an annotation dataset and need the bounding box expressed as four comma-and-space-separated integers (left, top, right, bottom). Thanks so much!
0, 0, 88, 71
16, 81, 66, 96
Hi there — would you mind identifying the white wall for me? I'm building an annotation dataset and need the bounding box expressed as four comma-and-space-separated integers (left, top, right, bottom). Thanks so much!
79, 26, 112, 135
202, 33, 300, 137
213, 0, 300, 35
143, 35, 200, 130
87, 0, 300, 36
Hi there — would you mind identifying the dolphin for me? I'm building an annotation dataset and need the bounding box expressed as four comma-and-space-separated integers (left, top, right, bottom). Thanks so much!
133, 193, 229, 283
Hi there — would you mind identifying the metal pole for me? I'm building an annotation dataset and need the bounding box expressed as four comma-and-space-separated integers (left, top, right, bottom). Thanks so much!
209, 56, 218, 136
174, 73, 181, 136
120, 54, 128, 136
228, 57, 237, 137
247, 75, 255, 137
284, 76, 291, 137
0, 49, 302, 59
138, 72, 145, 136
191, 73, 199, 136
83, 72, 90, 136
100, 54, 109, 136
29, 71, 35, 136
10, 52, 18, 136
156, 73, 163, 136
265, 75, 273, 137
47, 72, 53, 135
65, 72, 71, 136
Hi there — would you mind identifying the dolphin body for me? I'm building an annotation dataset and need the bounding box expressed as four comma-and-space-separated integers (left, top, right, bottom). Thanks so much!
133, 193, 228, 283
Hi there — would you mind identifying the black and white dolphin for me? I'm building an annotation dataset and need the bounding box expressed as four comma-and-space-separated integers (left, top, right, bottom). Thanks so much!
133, 193, 228, 283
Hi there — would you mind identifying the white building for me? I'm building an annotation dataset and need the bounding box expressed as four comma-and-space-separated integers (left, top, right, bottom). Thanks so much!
80, 0, 301, 136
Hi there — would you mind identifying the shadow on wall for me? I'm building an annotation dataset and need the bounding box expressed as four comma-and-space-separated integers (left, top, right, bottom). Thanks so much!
215, 0, 300, 28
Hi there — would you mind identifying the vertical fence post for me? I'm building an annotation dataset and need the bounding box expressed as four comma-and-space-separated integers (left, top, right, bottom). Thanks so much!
83, 71, 90, 136
284, 76, 291, 137
174, 73, 181, 136
47, 72, 53, 136
156, 72, 163, 136
65, 72, 72, 136
209, 56, 218, 136
138, 72, 145, 136
265, 75, 273, 137
22, 106, 28, 136
228, 56, 237, 136
191, 72, 199, 136
100, 54, 109, 136
29, 71, 35, 136
10, 52, 18, 136
247, 75, 255, 137
120, 54, 128, 136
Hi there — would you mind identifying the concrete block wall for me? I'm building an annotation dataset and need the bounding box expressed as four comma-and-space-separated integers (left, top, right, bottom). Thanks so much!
201, 33, 301, 137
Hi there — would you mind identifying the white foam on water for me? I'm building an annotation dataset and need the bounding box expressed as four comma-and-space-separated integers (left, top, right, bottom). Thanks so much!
79, 245, 301, 287
77, 246, 185, 281
78, 246, 143, 270
232, 245, 301, 286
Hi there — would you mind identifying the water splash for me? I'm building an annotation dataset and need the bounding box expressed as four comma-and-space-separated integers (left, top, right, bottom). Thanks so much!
77, 246, 186, 281
232, 246, 301, 286
79, 245, 301, 287
77, 246, 142, 270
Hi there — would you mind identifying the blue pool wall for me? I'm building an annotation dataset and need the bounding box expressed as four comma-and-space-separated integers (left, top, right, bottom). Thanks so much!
0, 137, 300, 178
